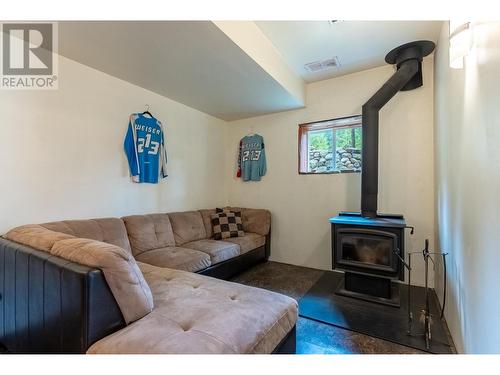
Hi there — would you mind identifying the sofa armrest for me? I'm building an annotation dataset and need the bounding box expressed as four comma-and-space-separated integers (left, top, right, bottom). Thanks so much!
0, 238, 125, 353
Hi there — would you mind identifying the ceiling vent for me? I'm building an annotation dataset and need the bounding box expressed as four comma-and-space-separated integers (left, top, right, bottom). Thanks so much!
304, 57, 340, 72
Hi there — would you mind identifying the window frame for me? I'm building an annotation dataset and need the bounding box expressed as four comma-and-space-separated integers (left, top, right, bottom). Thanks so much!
298, 115, 362, 175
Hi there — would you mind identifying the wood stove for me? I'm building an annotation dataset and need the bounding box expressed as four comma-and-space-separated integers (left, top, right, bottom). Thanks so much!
330, 212, 406, 306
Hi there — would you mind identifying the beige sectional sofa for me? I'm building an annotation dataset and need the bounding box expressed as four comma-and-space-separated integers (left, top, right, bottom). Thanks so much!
0, 207, 298, 354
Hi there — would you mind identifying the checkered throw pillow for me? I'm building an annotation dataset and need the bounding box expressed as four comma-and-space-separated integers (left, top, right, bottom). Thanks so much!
216, 207, 242, 218
211, 212, 244, 240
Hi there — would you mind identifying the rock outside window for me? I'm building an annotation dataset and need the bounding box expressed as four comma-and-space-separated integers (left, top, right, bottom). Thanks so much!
298, 115, 362, 174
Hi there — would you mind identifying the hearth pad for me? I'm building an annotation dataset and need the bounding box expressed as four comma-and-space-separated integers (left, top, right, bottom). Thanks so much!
298, 271, 454, 354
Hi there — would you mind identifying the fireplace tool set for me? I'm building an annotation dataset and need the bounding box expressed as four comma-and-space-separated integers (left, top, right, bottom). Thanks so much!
395, 239, 448, 350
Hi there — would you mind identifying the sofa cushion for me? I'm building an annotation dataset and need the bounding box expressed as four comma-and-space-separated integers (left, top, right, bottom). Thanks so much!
122, 214, 175, 256
87, 263, 298, 354
41, 218, 132, 254
168, 211, 207, 245
135, 247, 211, 273
199, 209, 216, 239
51, 238, 154, 324
223, 232, 266, 254
226, 207, 271, 236
182, 239, 240, 264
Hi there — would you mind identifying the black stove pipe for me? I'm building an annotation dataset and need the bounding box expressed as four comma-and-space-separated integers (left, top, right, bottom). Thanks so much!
361, 60, 418, 218
361, 41, 435, 218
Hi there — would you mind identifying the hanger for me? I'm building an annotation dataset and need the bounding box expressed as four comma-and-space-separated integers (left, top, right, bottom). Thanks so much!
247, 125, 256, 137
142, 104, 154, 118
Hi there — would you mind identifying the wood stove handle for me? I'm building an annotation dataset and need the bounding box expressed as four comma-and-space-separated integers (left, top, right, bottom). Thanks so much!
405, 225, 415, 235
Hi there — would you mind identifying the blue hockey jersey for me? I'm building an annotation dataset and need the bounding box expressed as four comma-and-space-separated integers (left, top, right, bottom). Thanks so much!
124, 113, 168, 183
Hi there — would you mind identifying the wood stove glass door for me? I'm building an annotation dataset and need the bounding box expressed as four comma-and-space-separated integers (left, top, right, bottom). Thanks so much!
336, 228, 398, 274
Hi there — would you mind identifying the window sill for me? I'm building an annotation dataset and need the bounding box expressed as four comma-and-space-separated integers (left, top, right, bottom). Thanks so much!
299, 169, 361, 175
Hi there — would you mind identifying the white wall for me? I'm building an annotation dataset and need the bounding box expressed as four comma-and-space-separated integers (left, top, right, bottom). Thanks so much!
225, 61, 435, 286
0, 56, 228, 233
434, 21, 500, 353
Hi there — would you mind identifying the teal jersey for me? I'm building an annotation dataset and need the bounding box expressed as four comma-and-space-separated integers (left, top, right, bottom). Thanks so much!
237, 134, 267, 181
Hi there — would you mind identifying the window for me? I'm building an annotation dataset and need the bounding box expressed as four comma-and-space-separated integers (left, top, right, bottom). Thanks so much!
298, 115, 362, 174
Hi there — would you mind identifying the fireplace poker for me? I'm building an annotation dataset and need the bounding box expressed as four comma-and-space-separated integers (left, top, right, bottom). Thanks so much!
422, 239, 432, 349
407, 252, 413, 335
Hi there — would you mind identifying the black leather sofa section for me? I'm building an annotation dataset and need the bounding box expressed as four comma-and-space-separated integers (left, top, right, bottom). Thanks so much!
0, 238, 125, 353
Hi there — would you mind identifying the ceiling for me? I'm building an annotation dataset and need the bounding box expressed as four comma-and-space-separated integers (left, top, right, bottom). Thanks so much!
57, 21, 443, 121
58, 21, 303, 121
256, 21, 443, 82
